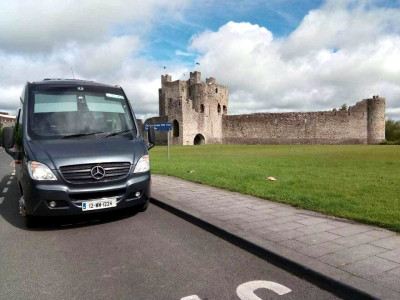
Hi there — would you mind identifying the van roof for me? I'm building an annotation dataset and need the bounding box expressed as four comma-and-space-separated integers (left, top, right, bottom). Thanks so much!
31, 79, 118, 88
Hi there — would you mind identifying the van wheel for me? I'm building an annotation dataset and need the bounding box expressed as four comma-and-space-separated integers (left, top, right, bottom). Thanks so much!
138, 200, 149, 212
19, 196, 39, 228
25, 215, 39, 228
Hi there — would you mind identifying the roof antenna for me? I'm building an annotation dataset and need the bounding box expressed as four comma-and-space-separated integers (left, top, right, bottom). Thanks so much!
70, 67, 75, 79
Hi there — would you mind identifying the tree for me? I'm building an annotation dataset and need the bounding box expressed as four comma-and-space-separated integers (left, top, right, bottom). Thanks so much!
339, 103, 347, 111
385, 119, 400, 141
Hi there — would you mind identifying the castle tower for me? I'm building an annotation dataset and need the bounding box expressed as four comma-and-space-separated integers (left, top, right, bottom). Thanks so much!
154, 72, 229, 145
159, 74, 172, 116
161, 74, 172, 83
367, 96, 386, 144
189, 71, 201, 85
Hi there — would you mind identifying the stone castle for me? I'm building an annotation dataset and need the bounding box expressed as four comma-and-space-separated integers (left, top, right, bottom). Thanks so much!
143, 72, 385, 145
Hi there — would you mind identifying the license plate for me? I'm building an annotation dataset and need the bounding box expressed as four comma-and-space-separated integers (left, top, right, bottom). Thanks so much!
82, 198, 117, 211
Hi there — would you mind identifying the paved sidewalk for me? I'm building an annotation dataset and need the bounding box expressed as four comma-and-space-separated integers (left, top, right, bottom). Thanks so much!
152, 175, 400, 299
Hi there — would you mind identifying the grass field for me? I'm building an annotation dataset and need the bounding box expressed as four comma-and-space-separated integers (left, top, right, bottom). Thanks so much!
150, 145, 400, 233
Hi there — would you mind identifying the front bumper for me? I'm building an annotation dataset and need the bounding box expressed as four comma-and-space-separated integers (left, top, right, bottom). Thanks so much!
23, 172, 151, 216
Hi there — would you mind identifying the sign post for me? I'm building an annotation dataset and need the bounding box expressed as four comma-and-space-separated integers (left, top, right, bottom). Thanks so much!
167, 130, 170, 162
144, 122, 172, 161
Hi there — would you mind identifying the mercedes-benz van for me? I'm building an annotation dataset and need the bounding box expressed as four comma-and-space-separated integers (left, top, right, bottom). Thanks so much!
2, 79, 155, 227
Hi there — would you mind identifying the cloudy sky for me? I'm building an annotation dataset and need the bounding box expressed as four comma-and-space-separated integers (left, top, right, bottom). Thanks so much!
1, 0, 400, 120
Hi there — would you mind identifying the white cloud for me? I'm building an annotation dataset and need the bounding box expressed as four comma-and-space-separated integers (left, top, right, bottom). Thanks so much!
0, 0, 188, 118
0, 0, 187, 53
175, 50, 196, 56
0, 40, 188, 118
281, 0, 400, 58
189, 0, 400, 119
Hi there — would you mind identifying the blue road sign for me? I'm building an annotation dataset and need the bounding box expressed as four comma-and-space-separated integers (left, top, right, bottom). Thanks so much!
144, 122, 172, 131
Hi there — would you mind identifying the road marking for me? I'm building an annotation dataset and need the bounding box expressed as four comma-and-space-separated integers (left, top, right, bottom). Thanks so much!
3, 188, 8, 193
236, 281, 292, 299
181, 280, 292, 300
10, 176, 13, 179
7, 181, 11, 185
0, 197, 4, 204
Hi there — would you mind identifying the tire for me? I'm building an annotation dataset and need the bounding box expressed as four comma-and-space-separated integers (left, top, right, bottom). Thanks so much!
25, 215, 39, 229
137, 200, 149, 212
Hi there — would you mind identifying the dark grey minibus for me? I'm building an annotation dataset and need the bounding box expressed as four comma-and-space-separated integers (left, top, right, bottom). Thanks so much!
2, 79, 155, 227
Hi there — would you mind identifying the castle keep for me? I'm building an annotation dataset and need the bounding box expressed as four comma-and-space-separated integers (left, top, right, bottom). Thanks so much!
144, 72, 385, 145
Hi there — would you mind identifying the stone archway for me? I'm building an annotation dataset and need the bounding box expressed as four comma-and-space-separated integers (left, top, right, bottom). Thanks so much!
194, 133, 205, 145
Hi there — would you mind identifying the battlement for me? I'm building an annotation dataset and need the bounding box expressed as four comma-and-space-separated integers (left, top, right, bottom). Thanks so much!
160, 73, 226, 88
189, 71, 201, 85
161, 74, 172, 83
206, 77, 216, 84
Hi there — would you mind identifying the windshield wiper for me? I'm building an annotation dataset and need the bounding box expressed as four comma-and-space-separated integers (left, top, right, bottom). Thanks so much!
104, 129, 135, 138
61, 131, 104, 139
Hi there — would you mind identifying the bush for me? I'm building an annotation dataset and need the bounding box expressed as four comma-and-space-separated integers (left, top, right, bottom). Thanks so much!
380, 140, 400, 145
385, 119, 400, 142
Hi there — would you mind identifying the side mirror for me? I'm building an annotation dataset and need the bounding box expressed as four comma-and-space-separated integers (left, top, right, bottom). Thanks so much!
2, 126, 14, 149
2, 126, 17, 159
147, 126, 155, 150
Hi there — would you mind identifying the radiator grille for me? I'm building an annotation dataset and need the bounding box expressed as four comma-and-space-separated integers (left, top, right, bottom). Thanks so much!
59, 162, 131, 183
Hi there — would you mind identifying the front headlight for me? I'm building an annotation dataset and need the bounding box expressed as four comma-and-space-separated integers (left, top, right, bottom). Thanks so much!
133, 155, 150, 173
28, 161, 57, 181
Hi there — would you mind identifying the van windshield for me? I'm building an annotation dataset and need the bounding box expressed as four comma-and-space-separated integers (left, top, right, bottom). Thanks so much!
28, 85, 136, 139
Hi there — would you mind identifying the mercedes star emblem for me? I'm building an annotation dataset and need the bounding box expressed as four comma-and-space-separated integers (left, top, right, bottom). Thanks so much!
91, 166, 105, 180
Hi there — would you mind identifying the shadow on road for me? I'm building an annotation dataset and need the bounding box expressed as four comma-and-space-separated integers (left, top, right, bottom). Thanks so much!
0, 168, 140, 231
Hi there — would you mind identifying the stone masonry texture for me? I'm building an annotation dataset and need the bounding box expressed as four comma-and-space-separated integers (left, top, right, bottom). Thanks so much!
144, 73, 385, 145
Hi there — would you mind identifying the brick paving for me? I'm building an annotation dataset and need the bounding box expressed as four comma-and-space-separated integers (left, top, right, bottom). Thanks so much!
152, 175, 400, 297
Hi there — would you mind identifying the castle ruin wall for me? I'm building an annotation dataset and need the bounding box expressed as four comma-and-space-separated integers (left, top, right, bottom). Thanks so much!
148, 73, 386, 146
222, 99, 385, 145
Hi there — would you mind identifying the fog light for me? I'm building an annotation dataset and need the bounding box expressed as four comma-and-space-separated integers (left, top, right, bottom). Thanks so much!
49, 201, 56, 208
135, 191, 141, 198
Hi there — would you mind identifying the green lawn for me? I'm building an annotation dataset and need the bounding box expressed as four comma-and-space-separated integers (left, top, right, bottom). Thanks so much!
150, 145, 400, 233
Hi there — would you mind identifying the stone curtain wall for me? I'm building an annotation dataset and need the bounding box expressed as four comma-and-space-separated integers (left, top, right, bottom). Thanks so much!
222, 98, 385, 145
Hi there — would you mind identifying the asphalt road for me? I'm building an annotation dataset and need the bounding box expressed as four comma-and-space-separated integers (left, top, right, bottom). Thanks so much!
0, 151, 339, 300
